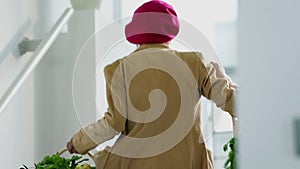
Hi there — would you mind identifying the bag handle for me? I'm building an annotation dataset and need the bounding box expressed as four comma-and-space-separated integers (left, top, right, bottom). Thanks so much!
58, 148, 94, 160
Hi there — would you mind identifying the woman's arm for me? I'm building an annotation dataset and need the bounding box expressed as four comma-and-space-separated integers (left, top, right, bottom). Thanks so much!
210, 61, 238, 136
68, 60, 126, 154
198, 56, 237, 117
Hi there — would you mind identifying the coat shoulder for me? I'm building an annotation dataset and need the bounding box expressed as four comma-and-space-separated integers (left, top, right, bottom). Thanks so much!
176, 51, 206, 64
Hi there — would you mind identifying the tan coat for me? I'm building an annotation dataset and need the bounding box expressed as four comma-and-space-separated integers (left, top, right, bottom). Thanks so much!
72, 43, 236, 169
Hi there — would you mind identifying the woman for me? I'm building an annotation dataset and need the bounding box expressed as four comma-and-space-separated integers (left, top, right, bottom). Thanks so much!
67, 1, 236, 168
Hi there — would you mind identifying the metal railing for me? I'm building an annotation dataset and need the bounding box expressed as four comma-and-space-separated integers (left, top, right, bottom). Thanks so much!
0, 8, 73, 113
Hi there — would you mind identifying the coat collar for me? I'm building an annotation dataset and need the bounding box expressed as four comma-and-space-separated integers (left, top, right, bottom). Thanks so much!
132, 43, 170, 53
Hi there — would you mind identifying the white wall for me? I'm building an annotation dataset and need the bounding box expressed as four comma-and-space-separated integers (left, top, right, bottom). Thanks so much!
0, 0, 70, 167
0, 0, 38, 168
1, 0, 118, 166
239, 0, 300, 168
34, 10, 100, 160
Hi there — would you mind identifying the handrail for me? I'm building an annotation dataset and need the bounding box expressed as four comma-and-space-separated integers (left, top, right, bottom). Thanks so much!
0, 8, 73, 114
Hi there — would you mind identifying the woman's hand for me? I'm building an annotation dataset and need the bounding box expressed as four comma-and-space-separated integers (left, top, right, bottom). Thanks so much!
210, 62, 226, 79
66, 139, 78, 154
211, 62, 239, 88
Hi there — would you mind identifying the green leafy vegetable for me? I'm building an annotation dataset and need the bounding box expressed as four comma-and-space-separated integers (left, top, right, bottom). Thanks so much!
75, 164, 95, 169
20, 153, 89, 169
224, 137, 237, 169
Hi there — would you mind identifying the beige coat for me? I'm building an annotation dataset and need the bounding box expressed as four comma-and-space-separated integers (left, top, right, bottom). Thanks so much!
72, 43, 236, 169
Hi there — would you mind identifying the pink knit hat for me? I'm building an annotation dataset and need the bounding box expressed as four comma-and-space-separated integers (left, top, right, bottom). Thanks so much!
125, 0, 180, 44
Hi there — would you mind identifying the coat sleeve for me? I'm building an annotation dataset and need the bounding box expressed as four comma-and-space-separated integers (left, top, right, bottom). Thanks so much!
72, 60, 127, 154
197, 53, 237, 117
